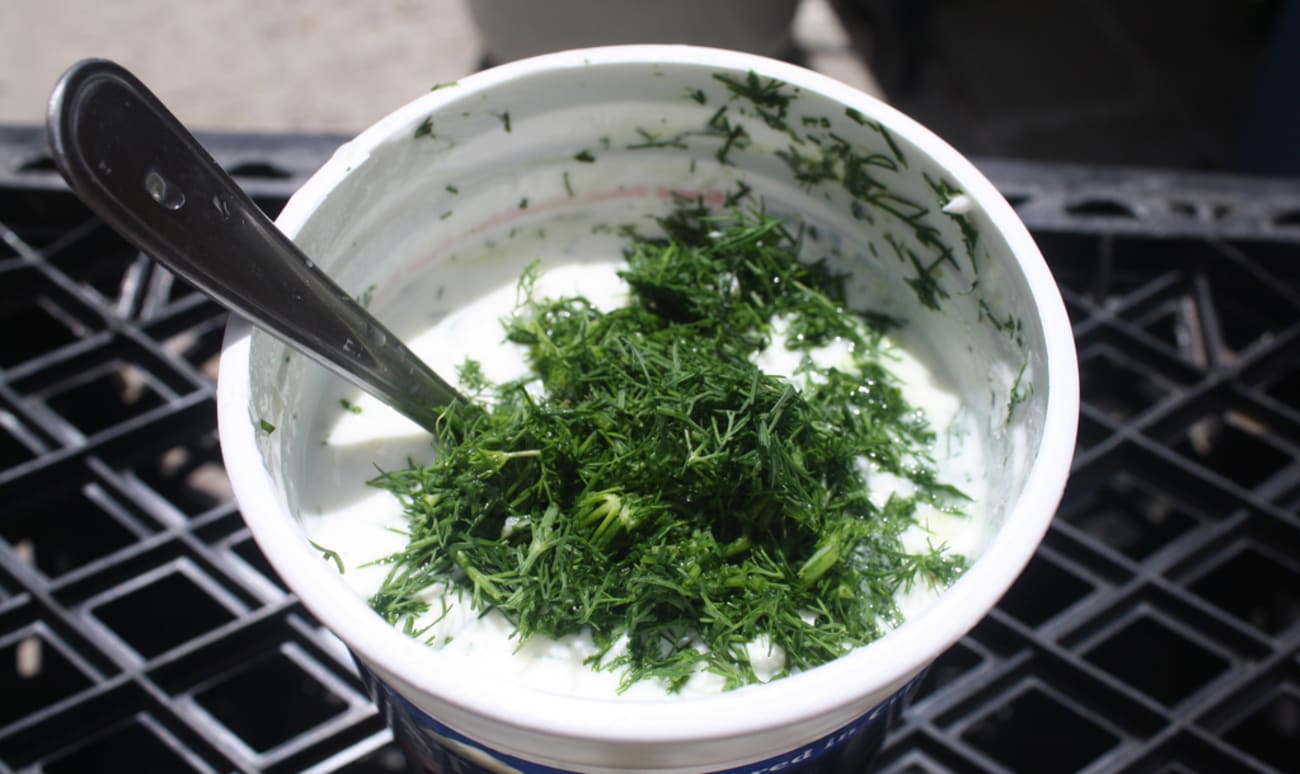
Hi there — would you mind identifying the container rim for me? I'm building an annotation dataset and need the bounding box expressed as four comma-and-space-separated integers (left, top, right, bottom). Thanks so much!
217, 44, 1079, 748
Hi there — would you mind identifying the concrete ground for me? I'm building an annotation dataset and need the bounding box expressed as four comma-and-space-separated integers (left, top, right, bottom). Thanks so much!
0, 0, 1279, 173
0, 0, 877, 134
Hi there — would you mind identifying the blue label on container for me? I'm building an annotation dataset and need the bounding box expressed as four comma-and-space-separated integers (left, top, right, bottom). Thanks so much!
355, 658, 922, 773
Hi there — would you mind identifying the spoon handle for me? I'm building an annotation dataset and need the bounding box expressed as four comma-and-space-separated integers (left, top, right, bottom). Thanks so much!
46, 58, 461, 433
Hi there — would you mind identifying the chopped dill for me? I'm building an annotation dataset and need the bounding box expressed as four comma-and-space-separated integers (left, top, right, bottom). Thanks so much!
724, 180, 753, 208
714, 71, 795, 132
924, 173, 981, 269
865, 118, 907, 168
340, 398, 363, 415
413, 116, 434, 139
574, 150, 596, 163
978, 299, 1024, 347
1007, 359, 1032, 421
627, 127, 690, 151
709, 109, 751, 165
369, 204, 968, 693
310, 540, 345, 574
456, 358, 490, 396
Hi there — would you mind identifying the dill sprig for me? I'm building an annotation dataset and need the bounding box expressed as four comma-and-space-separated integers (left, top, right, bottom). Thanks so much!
368, 205, 968, 692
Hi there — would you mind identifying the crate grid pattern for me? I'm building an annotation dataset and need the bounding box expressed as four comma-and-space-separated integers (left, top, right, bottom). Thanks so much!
1, 128, 1298, 773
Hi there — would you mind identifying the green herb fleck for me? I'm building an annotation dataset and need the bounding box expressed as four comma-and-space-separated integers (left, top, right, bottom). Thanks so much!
495, 111, 512, 132
865, 119, 907, 167
356, 283, 377, 309
340, 398, 363, 415
258, 419, 276, 435
924, 173, 980, 270
627, 127, 690, 151
686, 87, 708, 105
430, 81, 458, 92
446, 184, 459, 195
708, 108, 750, 165
414, 116, 434, 139
456, 358, 491, 396
978, 300, 1024, 347
885, 233, 950, 311
724, 180, 753, 208
518, 197, 529, 210
310, 540, 345, 574
563, 171, 574, 197
574, 150, 596, 163
714, 71, 796, 132
1007, 359, 1032, 421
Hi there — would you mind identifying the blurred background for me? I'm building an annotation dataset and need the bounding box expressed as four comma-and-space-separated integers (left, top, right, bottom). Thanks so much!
1, 0, 1295, 175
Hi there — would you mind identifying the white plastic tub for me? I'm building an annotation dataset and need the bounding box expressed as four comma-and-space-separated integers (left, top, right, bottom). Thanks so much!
217, 45, 1078, 772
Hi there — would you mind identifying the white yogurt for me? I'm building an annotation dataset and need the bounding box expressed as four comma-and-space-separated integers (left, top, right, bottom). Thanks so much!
299, 239, 987, 700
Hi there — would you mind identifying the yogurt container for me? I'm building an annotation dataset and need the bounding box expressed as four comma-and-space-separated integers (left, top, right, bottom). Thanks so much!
217, 45, 1078, 772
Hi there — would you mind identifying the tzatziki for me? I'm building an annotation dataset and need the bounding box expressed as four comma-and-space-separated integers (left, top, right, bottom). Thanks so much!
299, 206, 987, 700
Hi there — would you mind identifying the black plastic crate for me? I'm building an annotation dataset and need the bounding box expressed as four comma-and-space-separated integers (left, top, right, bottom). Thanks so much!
1, 126, 1298, 773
